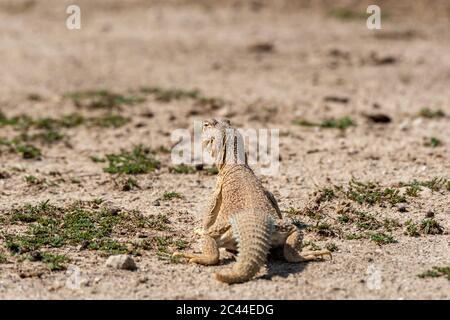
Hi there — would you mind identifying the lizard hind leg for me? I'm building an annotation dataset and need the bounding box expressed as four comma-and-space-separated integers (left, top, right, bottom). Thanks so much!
173, 235, 220, 266
283, 229, 332, 262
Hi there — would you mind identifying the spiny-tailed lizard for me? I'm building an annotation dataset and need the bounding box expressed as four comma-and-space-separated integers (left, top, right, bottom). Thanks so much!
174, 119, 331, 284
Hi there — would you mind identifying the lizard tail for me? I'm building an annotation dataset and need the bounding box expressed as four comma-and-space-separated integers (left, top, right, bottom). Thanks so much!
215, 211, 274, 284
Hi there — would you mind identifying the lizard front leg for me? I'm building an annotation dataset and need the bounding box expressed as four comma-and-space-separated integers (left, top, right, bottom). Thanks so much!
194, 176, 222, 236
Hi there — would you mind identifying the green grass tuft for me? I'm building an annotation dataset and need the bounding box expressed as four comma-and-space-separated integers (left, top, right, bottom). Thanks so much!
370, 232, 396, 245
204, 166, 219, 175
316, 187, 336, 203
41, 252, 69, 271
418, 266, 450, 280
404, 219, 420, 237
0, 253, 7, 264
140, 87, 200, 102
326, 243, 339, 252
146, 214, 171, 231
401, 177, 449, 193
419, 108, 446, 119
162, 191, 183, 201
419, 218, 444, 235
321, 117, 355, 129
424, 137, 442, 148
355, 211, 382, 231
293, 117, 355, 130
346, 179, 406, 206
169, 164, 196, 174
16, 143, 42, 159
91, 114, 130, 128
103, 145, 160, 174
311, 222, 336, 237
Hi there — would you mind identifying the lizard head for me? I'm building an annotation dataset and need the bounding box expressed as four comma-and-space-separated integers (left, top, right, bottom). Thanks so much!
202, 118, 246, 169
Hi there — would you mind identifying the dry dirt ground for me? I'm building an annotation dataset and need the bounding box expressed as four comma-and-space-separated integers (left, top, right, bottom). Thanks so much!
0, 0, 449, 299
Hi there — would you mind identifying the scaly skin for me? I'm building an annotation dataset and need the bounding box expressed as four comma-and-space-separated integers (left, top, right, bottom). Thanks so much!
173, 119, 331, 284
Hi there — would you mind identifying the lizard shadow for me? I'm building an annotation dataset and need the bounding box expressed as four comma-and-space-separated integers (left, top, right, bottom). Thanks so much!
262, 260, 308, 280
219, 250, 309, 280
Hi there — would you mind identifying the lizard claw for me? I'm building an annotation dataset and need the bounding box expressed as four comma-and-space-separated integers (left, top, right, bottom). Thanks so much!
173, 251, 199, 261
315, 250, 332, 260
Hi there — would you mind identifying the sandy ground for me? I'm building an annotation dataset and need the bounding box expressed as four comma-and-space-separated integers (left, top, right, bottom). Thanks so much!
0, 0, 449, 299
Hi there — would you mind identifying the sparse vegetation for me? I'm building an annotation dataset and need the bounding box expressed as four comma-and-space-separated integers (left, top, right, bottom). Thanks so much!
140, 236, 188, 263
6, 201, 126, 255
25, 175, 46, 186
400, 177, 449, 193
354, 211, 382, 230
309, 222, 336, 237
419, 108, 446, 119
298, 178, 446, 248
346, 179, 406, 206
419, 218, 444, 235
418, 266, 450, 280
326, 243, 339, 252
40, 252, 69, 271
65, 90, 145, 109
424, 137, 442, 148
0, 111, 130, 160
293, 117, 356, 130
382, 218, 401, 232
140, 87, 199, 102
203, 165, 219, 175
169, 164, 196, 174
405, 219, 420, 237
2, 200, 180, 266
162, 191, 183, 201
0, 112, 129, 130
302, 241, 322, 251
316, 187, 336, 203
102, 145, 160, 174
146, 214, 171, 231
0, 253, 7, 264
286, 207, 301, 216
321, 117, 355, 129
337, 214, 351, 224
0, 138, 42, 159
119, 177, 140, 191
91, 114, 130, 128
345, 232, 366, 240
370, 232, 396, 245
15, 142, 42, 159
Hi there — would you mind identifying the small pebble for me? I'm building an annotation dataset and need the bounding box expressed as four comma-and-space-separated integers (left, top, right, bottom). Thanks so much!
105, 255, 137, 271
